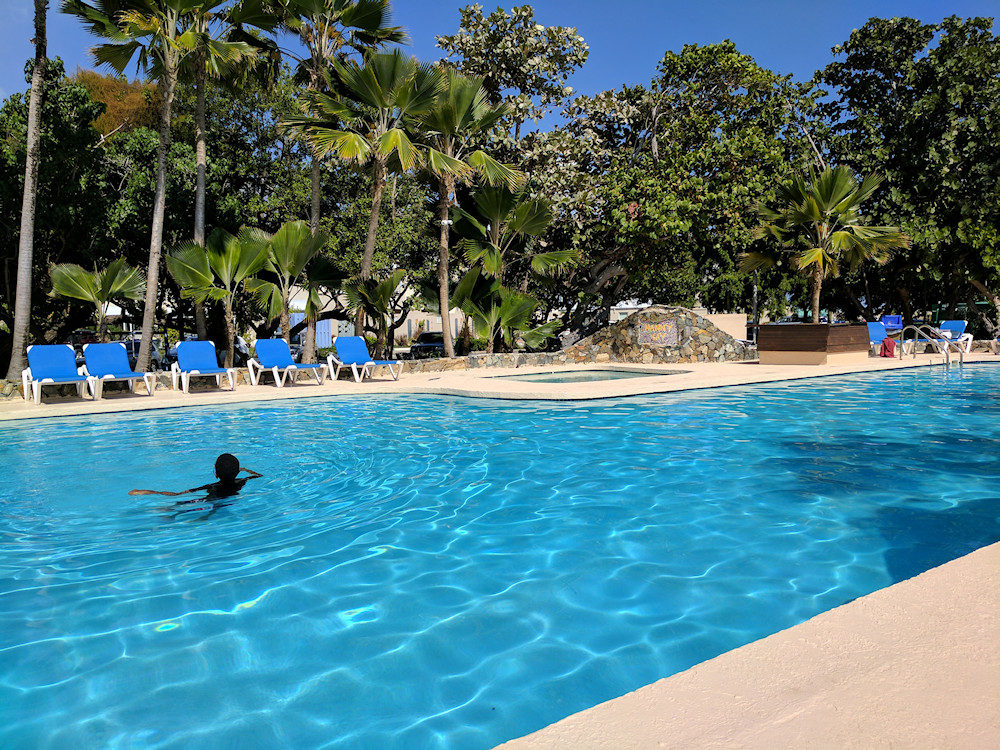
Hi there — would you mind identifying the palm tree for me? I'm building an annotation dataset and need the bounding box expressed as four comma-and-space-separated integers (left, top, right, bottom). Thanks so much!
285, 50, 443, 334
344, 268, 407, 357
182, 4, 256, 340
453, 186, 571, 286
742, 166, 910, 323
422, 69, 522, 357
166, 227, 270, 367
245, 220, 329, 342
5, 0, 47, 381
267, 0, 404, 233
49, 259, 146, 342
299, 256, 346, 363
63, 0, 202, 371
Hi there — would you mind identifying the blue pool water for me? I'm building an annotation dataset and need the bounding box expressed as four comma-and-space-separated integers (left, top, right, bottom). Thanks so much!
1, 365, 999, 749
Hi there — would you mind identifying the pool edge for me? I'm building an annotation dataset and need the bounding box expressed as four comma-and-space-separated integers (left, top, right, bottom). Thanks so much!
495, 540, 1000, 749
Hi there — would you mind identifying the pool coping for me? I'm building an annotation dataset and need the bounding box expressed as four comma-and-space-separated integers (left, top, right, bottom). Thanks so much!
0, 350, 986, 421
2, 352, 998, 748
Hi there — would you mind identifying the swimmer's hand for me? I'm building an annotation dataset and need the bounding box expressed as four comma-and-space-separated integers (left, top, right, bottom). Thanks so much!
129, 489, 183, 496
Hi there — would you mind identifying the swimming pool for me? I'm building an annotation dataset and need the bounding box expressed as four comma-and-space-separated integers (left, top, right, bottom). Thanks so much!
492, 368, 686, 383
1, 365, 998, 749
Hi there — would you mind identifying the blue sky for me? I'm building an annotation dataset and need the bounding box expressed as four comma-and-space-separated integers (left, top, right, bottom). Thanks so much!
1, 0, 997, 107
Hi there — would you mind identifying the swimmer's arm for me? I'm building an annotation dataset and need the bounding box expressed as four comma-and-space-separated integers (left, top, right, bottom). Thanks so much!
241, 468, 262, 479
129, 484, 212, 497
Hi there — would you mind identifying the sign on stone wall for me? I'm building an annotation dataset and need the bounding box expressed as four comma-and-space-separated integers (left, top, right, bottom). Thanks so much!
638, 319, 678, 346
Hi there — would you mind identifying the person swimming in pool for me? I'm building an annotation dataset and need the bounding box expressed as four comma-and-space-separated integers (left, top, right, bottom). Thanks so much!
129, 453, 262, 502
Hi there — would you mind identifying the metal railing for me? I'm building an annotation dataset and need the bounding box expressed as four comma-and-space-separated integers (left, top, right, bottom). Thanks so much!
897, 324, 965, 366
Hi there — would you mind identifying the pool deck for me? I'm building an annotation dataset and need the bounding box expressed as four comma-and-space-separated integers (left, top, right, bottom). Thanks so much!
2, 351, 998, 748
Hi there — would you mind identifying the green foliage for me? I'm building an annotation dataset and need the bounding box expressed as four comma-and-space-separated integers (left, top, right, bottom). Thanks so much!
437, 4, 589, 140
49, 258, 145, 341
745, 165, 910, 322
245, 220, 329, 337
818, 16, 1000, 323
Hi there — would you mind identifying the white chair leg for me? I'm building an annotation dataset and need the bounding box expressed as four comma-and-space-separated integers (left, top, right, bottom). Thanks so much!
227, 370, 236, 390
182, 373, 190, 394
21, 369, 30, 402
144, 373, 155, 395
33, 382, 41, 405
273, 366, 284, 387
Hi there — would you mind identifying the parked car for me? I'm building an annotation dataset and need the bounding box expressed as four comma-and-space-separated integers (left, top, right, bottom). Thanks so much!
120, 338, 164, 371
409, 332, 445, 359
65, 329, 98, 365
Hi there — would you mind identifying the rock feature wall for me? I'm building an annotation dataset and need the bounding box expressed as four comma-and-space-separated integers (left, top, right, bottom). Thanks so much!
409, 306, 754, 371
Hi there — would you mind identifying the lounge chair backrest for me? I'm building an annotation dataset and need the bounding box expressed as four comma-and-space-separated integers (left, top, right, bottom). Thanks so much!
177, 340, 218, 370
880, 314, 902, 328
27, 344, 80, 378
84, 342, 133, 375
867, 322, 887, 344
938, 320, 966, 338
255, 339, 295, 368
333, 336, 372, 365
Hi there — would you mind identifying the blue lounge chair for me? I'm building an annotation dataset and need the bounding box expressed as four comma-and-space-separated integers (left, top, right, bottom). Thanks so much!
879, 314, 903, 331
906, 319, 972, 355
171, 340, 236, 393
21, 344, 100, 405
867, 322, 910, 356
248, 339, 329, 387
936, 320, 973, 353
83, 342, 155, 397
326, 336, 403, 382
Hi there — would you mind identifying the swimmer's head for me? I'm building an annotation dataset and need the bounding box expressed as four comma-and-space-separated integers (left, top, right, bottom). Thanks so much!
215, 453, 240, 483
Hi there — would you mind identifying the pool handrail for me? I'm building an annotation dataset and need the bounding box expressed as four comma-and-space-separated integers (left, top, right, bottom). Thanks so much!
898, 324, 965, 366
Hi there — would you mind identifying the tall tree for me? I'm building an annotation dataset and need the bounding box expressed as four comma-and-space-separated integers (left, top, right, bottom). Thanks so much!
818, 16, 1000, 327
743, 166, 910, 323
285, 50, 443, 334
266, 0, 403, 234
437, 4, 588, 143
182, 3, 255, 340
422, 69, 521, 357
63, 0, 201, 371
5, 0, 48, 382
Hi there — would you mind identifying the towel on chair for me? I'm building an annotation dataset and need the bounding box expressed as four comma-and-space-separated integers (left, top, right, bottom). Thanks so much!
879, 337, 896, 357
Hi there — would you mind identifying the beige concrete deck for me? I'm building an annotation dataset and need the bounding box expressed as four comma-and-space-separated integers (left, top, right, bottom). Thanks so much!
2, 352, 998, 749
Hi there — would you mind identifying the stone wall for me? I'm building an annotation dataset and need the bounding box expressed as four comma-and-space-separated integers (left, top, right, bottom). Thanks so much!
407, 306, 755, 372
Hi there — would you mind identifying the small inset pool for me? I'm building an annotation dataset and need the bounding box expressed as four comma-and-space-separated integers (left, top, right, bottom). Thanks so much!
493, 368, 687, 384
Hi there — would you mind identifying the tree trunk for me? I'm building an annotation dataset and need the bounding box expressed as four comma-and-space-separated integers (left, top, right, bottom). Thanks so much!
303, 316, 317, 364
4, 0, 46, 382
96, 304, 109, 343
310, 150, 322, 235
136, 67, 178, 373
438, 174, 455, 357
280, 297, 290, 346
810, 264, 823, 324
193, 53, 208, 341
222, 298, 235, 368
356, 158, 386, 335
